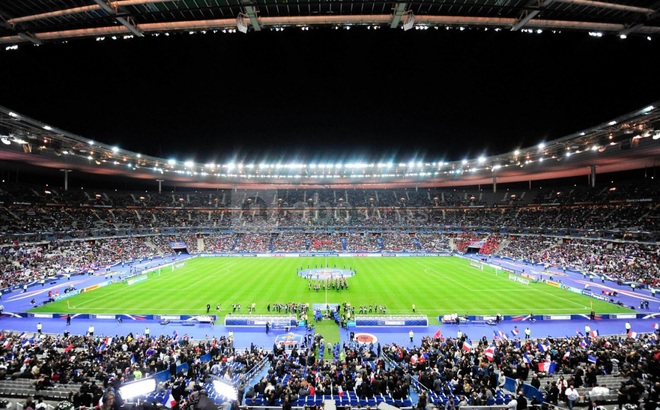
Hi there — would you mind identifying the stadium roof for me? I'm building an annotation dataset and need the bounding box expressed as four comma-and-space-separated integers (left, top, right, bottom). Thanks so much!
0, 0, 658, 45
1, 101, 659, 189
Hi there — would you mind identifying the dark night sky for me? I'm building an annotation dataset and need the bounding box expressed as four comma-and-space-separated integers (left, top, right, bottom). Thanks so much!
1, 28, 659, 165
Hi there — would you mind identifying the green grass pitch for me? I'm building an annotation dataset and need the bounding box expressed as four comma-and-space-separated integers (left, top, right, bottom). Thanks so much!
32, 256, 632, 322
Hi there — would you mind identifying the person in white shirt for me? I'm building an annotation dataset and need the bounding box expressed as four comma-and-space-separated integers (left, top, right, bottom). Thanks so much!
565, 384, 579, 410
507, 398, 518, 410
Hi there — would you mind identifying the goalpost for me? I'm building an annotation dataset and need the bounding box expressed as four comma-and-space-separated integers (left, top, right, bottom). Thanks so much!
469, 260, 501, 276
140, 260, 187, 278
171, 261, 187, 272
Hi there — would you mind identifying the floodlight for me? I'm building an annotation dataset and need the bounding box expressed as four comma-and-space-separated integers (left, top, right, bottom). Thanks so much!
118, 378, 156, 400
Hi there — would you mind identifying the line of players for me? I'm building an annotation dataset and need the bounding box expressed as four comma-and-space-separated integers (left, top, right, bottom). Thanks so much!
308, 277, 349, 292
356, 304, 387, 314
267, 302, 310, 315
207, 301, 314, 317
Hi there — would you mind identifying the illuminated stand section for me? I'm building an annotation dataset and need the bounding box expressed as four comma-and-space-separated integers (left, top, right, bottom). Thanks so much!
115, 359, 240, 406
119, 379, 156, 402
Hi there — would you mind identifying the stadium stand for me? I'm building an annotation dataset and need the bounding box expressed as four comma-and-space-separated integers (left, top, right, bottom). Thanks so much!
2, 326, 653, 410
1, 181, 660, 410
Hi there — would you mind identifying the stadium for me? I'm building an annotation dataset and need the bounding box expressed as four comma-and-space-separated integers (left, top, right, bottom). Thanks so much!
1, 2, 660, 410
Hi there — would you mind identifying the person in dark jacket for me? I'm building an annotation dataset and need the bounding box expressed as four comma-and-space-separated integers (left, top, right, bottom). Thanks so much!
516, 391, 528, 410
196, 390, 217, 410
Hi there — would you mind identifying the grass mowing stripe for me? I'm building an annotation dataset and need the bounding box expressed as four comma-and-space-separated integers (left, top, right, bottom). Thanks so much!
32, 256, 632, 321
524, 283, 591, 310
418, 263, 475, 292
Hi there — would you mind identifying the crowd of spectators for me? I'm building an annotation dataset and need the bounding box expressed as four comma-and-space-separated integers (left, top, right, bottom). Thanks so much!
478, 234, 501, 256
453, 233, 480, 254
0, 328, 267, 410
386, 331, 660, 409
0, 326, 408, 410
414, 234, 451, 253
496, 236, 660, 285
3, 326, 660, 410
246, 335, 411, 407
2, 202, 658, 245
3, 181, 660, 208
0, 240, 127, 290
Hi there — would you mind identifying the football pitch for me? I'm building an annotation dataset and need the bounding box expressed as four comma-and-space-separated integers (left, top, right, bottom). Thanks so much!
32, 257, 632, 322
